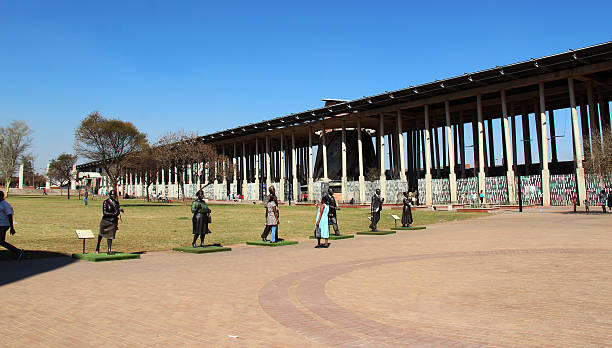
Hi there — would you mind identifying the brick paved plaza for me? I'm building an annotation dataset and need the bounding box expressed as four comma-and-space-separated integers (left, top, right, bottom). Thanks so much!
1, 209, 611, 347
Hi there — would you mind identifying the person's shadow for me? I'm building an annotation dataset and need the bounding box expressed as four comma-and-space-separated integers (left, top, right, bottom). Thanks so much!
0, 250, 76, 286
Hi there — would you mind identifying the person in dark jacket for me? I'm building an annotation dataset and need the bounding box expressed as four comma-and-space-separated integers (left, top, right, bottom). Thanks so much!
401, 191, 413, 227
607, 190, 612, 212
326, 188, 341, 236
369, 189, 384, 231
191, 190, 211, 247
96, 190, 123, 255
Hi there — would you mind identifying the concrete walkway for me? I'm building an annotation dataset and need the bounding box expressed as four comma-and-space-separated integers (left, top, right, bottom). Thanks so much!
1, 208, 611, 347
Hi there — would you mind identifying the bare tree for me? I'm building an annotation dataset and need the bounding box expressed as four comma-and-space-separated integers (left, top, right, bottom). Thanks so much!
74, 111, 147, 193
156, 131, 228, 201
583, 126, 612, 187
125, 144, 161, 202
48, 154, 78, 198
0, 121, 33, 194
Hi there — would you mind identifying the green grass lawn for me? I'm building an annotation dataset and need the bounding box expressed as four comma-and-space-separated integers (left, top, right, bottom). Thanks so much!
3, 195, 486, 257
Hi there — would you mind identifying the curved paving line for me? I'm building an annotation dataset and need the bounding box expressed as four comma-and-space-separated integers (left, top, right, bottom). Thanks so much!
259, 248, 612, 347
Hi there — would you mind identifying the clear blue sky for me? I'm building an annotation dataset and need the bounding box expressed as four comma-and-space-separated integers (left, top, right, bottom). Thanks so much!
1, 0, 610, 172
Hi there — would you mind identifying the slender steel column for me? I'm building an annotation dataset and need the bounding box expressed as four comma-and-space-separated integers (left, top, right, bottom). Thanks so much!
433, 126, 441, 178
291, 132, 298, 201
521, 104, 532, 175
549, 109, 558, 163
279, 133, 285, 201
445, 101, 457, 203
307, 126, 314, 201
357, 118, 365, 203
341, 121, 348, 201
424, 105, 433, 205
501, 90, 516, 203
476, 94, 486, 202
379, 114, 387, 198
397, 111, 407, 182
538, 82, 550, 206
322, 123, 328, 182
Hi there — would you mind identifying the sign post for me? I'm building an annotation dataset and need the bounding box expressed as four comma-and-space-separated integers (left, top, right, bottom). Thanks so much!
75, 229, 95, 254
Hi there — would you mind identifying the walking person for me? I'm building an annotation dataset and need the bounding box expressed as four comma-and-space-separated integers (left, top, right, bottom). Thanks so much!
191, 190, 211, 247
479, 190, 484, 205
607, 190, 612, 213
0, 191, 24, 260
315, 196, 330, 248
83, 190, 89, 206
261, 187, 279, 243
326, 188, 341, 236
584, 198, 589, 214
599, 190, 607, 213
571, 196, 578, 213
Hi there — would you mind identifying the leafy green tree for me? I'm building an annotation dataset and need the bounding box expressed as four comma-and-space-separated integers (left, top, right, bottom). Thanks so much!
74, 111, 147, 193
0, 121, 33, 194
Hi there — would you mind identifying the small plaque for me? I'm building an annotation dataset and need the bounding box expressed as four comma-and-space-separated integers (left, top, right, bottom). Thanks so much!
391, 214, 401, 220
75, 229, 94, 239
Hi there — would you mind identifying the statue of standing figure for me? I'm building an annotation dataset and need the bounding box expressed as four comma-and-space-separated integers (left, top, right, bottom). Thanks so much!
326, 188, 341, 236
401, 191, 413, 227
191, 190, 211, 247
369, 189, 384, 231
96, 190, 123, 255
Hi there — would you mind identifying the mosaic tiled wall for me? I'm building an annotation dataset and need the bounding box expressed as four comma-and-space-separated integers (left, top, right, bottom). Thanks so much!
389, 180, 409, 204
586, 174, 612, 205
457, 177, 478, 204
245, 183, 259, 201
200, 183, 214, 200
550, 174, 576, 206
432, 178, 450, 204
515, 175, 542, 205
364, 180, 380, 203
417, 179, 426, 205
485, 176, 509, 205
345, 180, 361, 203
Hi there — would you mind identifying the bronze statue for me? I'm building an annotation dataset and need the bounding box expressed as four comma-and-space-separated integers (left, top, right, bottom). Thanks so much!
401, 191, 413, 227
96, 190, 123, 255
191, 190, 211, 247
369, 189, 384, 231
326, 188, 341, 236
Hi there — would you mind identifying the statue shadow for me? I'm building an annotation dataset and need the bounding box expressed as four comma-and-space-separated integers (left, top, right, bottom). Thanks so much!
0, 250, 76, 286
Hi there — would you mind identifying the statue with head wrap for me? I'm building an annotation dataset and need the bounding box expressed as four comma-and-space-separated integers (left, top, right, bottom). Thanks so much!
191, 190, 211, 247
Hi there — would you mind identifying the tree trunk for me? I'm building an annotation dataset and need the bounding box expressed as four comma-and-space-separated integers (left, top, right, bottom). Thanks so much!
67, 180, 71, 199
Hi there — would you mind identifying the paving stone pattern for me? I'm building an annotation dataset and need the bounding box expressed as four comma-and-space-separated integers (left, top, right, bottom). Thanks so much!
1, 208, 611, 347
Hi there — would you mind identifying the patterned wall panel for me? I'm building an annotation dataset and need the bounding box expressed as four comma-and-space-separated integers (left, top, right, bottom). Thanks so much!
456, 177, 478, 205
364, 180, 381, 202
245, 183, 259, 201
417, 179, 426, 205
311, 181, 325, 203
431, 178, 450, 204
345, 180, 361, 203
515, 175, 542, 205
549, 174, 576, 206
202, 183, 215, 200
586, 174, 612, 205
485, 176, 508, 205
385, 180, 409, 204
